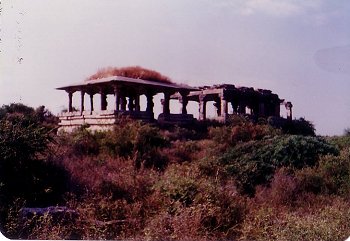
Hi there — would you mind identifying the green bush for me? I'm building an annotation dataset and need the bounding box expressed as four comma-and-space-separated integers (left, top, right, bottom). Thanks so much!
270, 135, 339, 168
98, 120, 141, 157
68, 127, 100, 156
295, 154, 350, 197
282, 117, 316, 136
156, 174, 199, 207
164, 140, 200, 164
0, 116, 52, 161
208, 125, 232, 144
328, 135, 350, 151
134, 125, 169, 169
0, 103, 58, 129
0, 103, 36, 120
209, 117, 281, 146
0, 114, 67, 205
0, 105, 69, 238
217, 135, 338, 194
275, 201, 350, 241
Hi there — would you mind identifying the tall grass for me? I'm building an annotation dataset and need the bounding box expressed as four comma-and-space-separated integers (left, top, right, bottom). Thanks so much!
2, 115, 350, 240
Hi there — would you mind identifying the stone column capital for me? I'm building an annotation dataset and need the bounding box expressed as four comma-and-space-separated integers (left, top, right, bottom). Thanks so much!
66, 90, 75, 95
199, 94, 207, 102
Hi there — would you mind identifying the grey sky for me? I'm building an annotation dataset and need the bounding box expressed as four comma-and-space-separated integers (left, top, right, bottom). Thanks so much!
1, 0, 349, 135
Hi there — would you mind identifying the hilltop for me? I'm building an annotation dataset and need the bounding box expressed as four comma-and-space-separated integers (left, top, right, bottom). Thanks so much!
0, 103, 350, 240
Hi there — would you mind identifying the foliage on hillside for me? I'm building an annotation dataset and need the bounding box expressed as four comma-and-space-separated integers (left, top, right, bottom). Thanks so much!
1, 103, 350, 240
0, 104, 69, 234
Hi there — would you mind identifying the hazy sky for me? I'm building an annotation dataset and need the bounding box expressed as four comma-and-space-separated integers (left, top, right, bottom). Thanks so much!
1, 0, 350, 135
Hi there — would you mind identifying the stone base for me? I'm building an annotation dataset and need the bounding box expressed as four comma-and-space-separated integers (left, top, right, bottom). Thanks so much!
58, 110, 155, 133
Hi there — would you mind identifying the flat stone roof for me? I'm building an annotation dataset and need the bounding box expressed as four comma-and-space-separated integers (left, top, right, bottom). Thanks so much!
57, 76, 197, 92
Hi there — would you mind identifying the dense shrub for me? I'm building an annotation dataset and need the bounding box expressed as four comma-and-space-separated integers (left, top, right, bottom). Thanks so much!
162, 126, 198, 141
65, 127, 100, 157
344, 128, 350, 136
0, 116, 52, 161
3, 103, 350, 240
163, 140, 200, 164
254, 168, 298, 207
295, 154, 350, 197
329, 134, 350, 151
59, 120, 170, 170
134, 125, 169, 169
0, 103, 58, 128
0, 111, 68, 206
240, 196, 350, 241
283, 117, 315, 136
217, 135, 338, 194
208, 125, 232, 145
149, 166, 247, 240
98, 119, 141, 157
155, 169, 199, 207
231, 123, 280, 144
209, 116, 281, 147
0, 104, 69, 238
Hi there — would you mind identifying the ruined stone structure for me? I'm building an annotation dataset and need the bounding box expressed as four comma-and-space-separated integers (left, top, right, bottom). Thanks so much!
171, 84, 293, 122
57, 77, 292, 132
57, 76, 196, 132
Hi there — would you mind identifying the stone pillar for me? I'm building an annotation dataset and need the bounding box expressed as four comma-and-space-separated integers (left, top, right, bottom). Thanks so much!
179, 92, 189, 115
285, 102, 293, 120
238, 102, 246, 114
162, 92, 171, 115
100, 91, 107, 111
220, 95, 228, 118
80, 90, 85, 114
275, 103, 280, 117
146, 93, 154, 113
68, 92, 73, 112
114, 86, 120, 112
128, 96, 134, 111
89, 93, 94, 114
251, 104, 259, 116
231, 101, 238, 114
135, 94, 140, 112
198, 95, 207, 120
120, 96, 127, 111
213, 98, 221, 117
258, 102, 265, 117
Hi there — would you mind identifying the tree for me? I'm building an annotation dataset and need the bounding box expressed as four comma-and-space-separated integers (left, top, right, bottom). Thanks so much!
0, 103, 68, 207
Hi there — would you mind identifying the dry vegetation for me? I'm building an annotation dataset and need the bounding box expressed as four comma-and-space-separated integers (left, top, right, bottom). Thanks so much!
86, 66, 173, 84
1, 104, 350, 240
